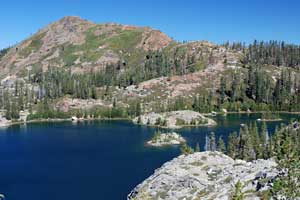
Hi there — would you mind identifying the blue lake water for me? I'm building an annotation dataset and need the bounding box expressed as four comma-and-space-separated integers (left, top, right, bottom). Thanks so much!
0, 113, 298, 200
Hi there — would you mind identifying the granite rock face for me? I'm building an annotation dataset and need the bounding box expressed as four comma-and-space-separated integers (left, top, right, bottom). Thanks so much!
133, 110, 216, 129
128, 152, 278, 200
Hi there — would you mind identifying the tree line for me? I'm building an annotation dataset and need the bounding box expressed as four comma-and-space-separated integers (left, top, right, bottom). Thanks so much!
224, 40, 300, 68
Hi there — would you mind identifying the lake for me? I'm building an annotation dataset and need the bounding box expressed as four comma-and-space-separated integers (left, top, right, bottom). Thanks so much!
0, 113, 298, 200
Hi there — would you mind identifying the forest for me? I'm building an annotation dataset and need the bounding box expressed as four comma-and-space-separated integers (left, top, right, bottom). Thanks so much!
224, 40, 300, 68
0, 40, 299, 121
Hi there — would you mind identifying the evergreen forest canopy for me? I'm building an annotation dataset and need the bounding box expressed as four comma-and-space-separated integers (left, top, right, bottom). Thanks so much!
0, 39, 300, 121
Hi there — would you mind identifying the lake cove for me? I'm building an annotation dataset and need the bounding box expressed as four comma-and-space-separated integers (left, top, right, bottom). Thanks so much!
0, 113, 298, 200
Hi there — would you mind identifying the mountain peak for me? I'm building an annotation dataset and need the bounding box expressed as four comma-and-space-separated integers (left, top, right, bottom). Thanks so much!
0, 16, 174, 78
57, 16, 93, 25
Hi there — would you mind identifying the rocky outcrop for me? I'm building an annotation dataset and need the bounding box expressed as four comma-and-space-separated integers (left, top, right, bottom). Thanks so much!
147, 132, 186, 146
133, 110, 216, 129
0, 115, 11, 127
128, 152, 278, 200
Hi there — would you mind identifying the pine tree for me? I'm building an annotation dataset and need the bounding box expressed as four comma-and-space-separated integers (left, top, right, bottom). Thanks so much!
231, 72, 240, 102
271, 124, 300, 198
260, 122, 268, 159
239, 125, 255, 161
204, 134, 210, 151
195, 143, 200, 152
91, 86, 97, 99
249, 122, 260, 159
18, 94, 24, 111
219, 76, 226, 106
232, 180, 245, 200
11, 99, 19, 119
228, 132, 238, 159
180, 143, 194, 155
135, 101, 141, 117
217, 136, 226, 153
209, 132, 216, 151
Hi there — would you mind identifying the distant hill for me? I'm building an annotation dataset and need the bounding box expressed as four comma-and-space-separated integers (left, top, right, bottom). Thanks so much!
0, 16, 172, 77
0, 16, 239, 79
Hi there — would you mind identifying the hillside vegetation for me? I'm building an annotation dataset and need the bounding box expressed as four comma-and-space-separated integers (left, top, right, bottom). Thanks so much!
0, 16, 299, 122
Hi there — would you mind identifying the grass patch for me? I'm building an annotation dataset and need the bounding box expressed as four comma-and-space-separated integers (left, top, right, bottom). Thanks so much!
16, 68, 28, 77
208, 152, 218, 157
201, 156, 207, 161
188, 59, 208, 73
19, 32, 46, 57
60, 45, 79, 66
58, 25, 145, 65
106, 29, 143, 51
223, 176, 233, 184
190, 161, 204, 167
176, 118, 186, 126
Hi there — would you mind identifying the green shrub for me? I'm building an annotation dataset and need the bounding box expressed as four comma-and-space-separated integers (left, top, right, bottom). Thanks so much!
176, 118, 186, 126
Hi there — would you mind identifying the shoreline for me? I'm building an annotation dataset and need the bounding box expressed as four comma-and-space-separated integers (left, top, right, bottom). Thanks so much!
217, 111, 300, 115
1, 111, 299, 128
260, 118, 283, 122
134, 123, 217, 130
1, 117, 132, 128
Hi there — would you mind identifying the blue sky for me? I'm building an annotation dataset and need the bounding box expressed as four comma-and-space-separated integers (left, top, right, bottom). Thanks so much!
0, 0, 299, 49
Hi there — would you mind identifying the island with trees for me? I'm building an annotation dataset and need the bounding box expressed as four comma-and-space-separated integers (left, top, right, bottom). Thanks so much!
147, 131, 186, 147
259, 111, 282, 122
133, 110, 216, 129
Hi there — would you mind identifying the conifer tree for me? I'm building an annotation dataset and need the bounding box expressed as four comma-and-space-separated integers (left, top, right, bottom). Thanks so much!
249, 122, 260, 159
260, 122, 268, 159
209, 132, 217, 151
232, 180, 245, 200
227, 132, 238, 159
195, 143, 200, 152
180, 143, 194, 155
217, 136, 226, 153
219, 76, 226, 106
204, 134, 210, 151
11, 99, 19, 119
239, 125, 255, 161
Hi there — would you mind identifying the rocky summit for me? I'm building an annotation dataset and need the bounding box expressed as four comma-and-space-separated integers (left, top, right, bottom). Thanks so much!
0, 16, 172, 78
128, 151, 278, 200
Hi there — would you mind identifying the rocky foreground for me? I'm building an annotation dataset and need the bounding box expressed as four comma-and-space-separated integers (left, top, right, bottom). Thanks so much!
133, 110, 216, 129
128, 151, 278, 200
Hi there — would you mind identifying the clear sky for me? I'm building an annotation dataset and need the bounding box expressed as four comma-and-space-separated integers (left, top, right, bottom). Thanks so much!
0, 0, 299, 49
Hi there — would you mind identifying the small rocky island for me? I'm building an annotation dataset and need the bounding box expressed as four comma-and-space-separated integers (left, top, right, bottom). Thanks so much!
258, 112, 282, 122
133, 110, 216, 129
128, 151, 278, 200
147, 131, 186, 146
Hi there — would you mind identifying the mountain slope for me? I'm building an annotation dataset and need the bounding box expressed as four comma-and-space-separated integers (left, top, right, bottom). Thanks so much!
1, 16, 299, 117
0, 16, 173, 78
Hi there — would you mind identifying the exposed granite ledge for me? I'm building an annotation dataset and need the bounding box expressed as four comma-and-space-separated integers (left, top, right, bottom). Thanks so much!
133, 110, 216, 129
128, 151, 278, 200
